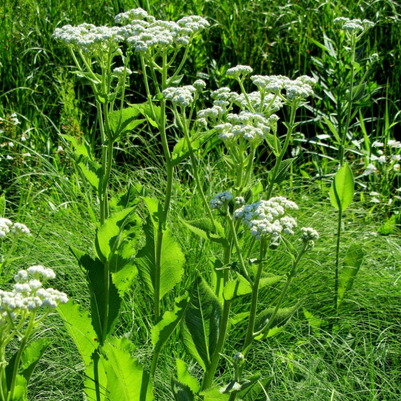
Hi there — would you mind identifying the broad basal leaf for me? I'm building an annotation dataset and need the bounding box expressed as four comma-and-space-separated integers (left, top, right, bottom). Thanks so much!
101, 337, 153, 401
181, 275, 222, 371
337, 243, 364, 308
330, 162, 354, 211
70, 247, 121, 342
200, 386, 230, 401
57, 301, 98, 366
20, 338, 51, 383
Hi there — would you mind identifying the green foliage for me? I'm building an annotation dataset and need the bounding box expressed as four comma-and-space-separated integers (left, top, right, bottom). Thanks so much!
330, 163, 354, 211
135, 198, 185, 300
181, 275, 222, 371
337, 243, 364, 309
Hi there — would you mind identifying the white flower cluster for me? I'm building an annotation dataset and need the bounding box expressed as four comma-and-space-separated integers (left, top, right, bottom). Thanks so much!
226, 65, 253, 79
300, 227, 319, 241
334, 17, 374, 33
214, 111, 277, 145
197, 105, 225, 124
163, 85, 196, 108
117, 10, 209, 53
0, 266, 68, 323
210, 191, 233, 210
53, 24, 124, 54
234, 197, 299, 240
0, 218, 30, 239
113, 66, 133, 76
193, 79, 207, 92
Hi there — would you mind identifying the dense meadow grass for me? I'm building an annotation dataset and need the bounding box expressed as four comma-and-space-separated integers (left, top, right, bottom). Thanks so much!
1, 0, 401, 400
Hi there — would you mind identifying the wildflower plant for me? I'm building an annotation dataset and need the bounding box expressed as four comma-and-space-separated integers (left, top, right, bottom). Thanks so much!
53, 7, 319, 400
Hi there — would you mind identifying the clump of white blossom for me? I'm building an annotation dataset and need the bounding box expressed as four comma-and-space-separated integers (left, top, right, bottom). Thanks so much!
210, 192, 233, 210
0, 218, 30, 239
226, 65, 253, 79
0, 266, 68, 325
163, 85, 197, 108
53, 9, 209, 56
334, 17, 374, 34
234, 197, 299, 240
300, 227, 319, 248
214, 111, 278, 146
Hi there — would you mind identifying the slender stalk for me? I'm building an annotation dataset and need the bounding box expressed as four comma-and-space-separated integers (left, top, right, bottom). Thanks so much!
175, 111, 216, 228
334, 208, 343, 313
266, 103, 297, 199
8, 313, 35, 401
201, 300, 232, 390
243, 238, 266, 352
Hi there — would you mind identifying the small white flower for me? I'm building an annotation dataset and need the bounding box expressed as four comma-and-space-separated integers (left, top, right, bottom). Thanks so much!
372, 141, 384, 148
11, 222, 30, 236
226, 65, 253, 79
388, 140, 401, 148
364, 163, 377, 175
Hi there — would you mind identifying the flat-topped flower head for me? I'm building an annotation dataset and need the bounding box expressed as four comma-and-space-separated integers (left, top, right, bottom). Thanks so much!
334, 17, 374, 34
114, 8, 155, 24
53, 24, 124, 55
226, 65, 253, 80
234, 197, 299, 240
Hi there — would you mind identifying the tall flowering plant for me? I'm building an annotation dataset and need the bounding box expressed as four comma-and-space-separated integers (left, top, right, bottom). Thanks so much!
53, 8, 319, 400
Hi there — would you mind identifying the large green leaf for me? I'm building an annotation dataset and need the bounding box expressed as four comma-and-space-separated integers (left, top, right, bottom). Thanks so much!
337, 243, 364, 308
152, 294, 189, 354
176, 359, 200, 394
57, 301, 98, 366
303, 308, 325, 338
57, 299, 99, 366
181, 218, 227, 246
200, 386, 230, 400
181, 275, 222, 371
171, 359, 200, 401
109, 106, 146, 140
223, 274, 282, 301
70, 247, 121, 342
95, 208, 137, 262
102, 337, 153, 401
20, 338, 51, 383
78, 158, 102, 191
269, 158, 296, 186
330, 163, 354, 211
135, 199, 184, 300
84, 350, 108, 401
254, 302, 301, 340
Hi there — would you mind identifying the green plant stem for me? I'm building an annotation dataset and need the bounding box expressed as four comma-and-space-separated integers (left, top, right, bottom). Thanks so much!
243, 238, 266, 352
0, 340, 7, 401
334, 208, 342, 313
338, 34, 356, 166
8, 313, 36, 401
254, 243, 306, 338
201, 299, 232, 390
176, 111, 216, 228
266, 103, 297, 199
153, 51, 172, 324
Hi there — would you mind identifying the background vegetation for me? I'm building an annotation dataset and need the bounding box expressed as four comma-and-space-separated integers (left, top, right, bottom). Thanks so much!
1, 0, 400, 399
